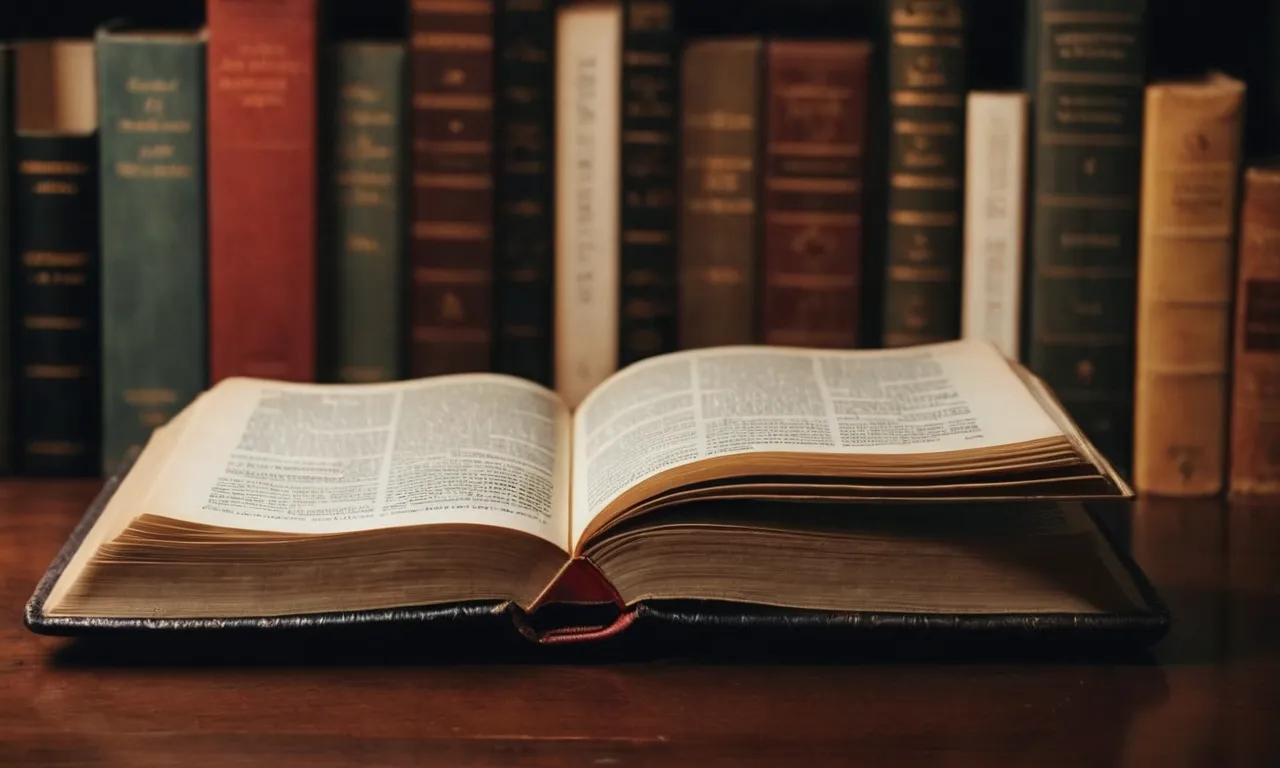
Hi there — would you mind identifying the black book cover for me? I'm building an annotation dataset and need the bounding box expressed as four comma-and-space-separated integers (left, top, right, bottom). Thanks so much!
494, 0, 556, 385
13, 133, 100, 476
27, 450, 1170, 654
618, 0, 679, 367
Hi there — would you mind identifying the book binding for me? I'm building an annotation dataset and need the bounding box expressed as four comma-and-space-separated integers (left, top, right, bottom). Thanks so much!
26, 451, 1172, 650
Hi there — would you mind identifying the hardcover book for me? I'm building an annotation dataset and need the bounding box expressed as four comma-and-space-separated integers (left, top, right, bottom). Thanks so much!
494, 0, 555, 386
882, 0, 968, 348
678, 37, 762, 349
408, 0, 496, 377
961, 91, 1027, 361
1229, 167, 1280, 496
1133, 74, 1245, 496
321, 41, 407, 385
97, 26, 208, 476
206, 0, 319, 383
555, 1, 622, 407
761, 40, 871, 349
11, 40, 101, 477
27, 341, 1167, 648
1024, 0, 1148, 475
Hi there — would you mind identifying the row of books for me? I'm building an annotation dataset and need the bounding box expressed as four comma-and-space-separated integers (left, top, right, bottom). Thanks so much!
0, 0, 1275, 503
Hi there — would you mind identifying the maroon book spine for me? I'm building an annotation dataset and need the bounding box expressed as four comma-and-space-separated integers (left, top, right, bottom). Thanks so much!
761, 40, 872, 348
206, 0, 318, 382
409, 0, 496, 375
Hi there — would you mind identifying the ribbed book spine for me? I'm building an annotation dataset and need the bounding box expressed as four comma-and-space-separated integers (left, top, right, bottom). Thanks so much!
98, 30, 208, 476
761, 40, 872, 348
14, 136, 100, 476
678, 38, 761, 349
323, 42, 406, 384
882, 0, 968, 348
0, 46, 12, 474
1133, 76, 1245, 496
1025, 0, 1148, 474
960, 91, 1027, 360
494, 0, 555, 385
1229, 168, 1280, 496
409, 0, 496, 376
618, 0, 678, 366
206, 0, 319, 382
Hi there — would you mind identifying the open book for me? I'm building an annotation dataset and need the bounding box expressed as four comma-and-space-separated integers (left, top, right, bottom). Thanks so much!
32, 341, 1166, 644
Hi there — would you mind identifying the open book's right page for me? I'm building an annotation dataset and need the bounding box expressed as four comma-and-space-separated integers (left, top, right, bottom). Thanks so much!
570, 341, 1065, 544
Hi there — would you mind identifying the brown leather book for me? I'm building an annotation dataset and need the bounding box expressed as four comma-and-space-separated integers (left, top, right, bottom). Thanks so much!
408, 0, 495, 376
1229, 167, 1280, 496
1134, 74, 1245, 496
678, 37, 762, 349
761, 40, 871, 348
207, 0, 318, 382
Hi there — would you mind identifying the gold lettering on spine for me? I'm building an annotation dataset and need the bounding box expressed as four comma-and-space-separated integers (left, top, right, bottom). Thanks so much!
23, 251, 88, 287
113, 66, 196, 183
213, 42, 309, 110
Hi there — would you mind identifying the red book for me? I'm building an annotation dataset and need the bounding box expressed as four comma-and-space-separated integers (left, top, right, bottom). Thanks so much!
761, 40, 871, 348
207, 0, 318, 382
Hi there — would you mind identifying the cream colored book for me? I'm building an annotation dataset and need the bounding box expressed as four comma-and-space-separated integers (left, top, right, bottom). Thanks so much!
961, 91, 1027, 361
35, 341, 1147, 627
555, 2, 622, 409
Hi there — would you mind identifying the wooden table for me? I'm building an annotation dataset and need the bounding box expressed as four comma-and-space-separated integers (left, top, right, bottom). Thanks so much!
2, 480, 1278, 766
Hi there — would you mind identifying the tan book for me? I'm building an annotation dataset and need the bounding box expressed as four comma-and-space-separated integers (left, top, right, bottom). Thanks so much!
29, 339, 1156, 639
1134, 74, 1245, 496
554, 2, 622, 409
961, 91, 1028, 361
678, 37, 762, 349
1229, 167, 1280, 496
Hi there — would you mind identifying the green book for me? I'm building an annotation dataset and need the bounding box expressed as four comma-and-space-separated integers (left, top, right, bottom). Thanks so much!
97, 27, 208, 475
1024, 0, 1148, 475
881, 0, 968, 348
321, 42, 407, 383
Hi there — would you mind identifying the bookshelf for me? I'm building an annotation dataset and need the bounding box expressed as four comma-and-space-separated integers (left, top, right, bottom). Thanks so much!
1, 1, 1278, 494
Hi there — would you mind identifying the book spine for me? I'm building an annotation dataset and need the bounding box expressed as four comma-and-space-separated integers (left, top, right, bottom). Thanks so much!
762, 40, 871, 348
1025, 0, 1147, 475
960, 91, 1027, 360
494, 0, 555, 386
408, 0, 495, 376
1229, 168, 1280, 496
207, 0, 318, 382
618, 0, 677, 366
882, 0, 968, 348
0, 46, 11, 474
323, 43, 406, 384
13, 136, 100, 476
1134, 79, 1245, 496
98, 34, 208, 476
678, 38, 762, 349
554, 3, 621, 408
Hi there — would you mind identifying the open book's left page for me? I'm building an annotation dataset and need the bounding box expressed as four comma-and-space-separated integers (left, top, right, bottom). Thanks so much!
138, 375, 573, 549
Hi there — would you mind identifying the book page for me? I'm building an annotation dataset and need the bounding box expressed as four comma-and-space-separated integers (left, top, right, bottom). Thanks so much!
140, 375, 572, 550
570, 341, 1064, 543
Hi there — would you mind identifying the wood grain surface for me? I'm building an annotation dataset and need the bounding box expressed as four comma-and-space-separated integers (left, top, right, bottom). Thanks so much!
2, 480, 1278, 766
